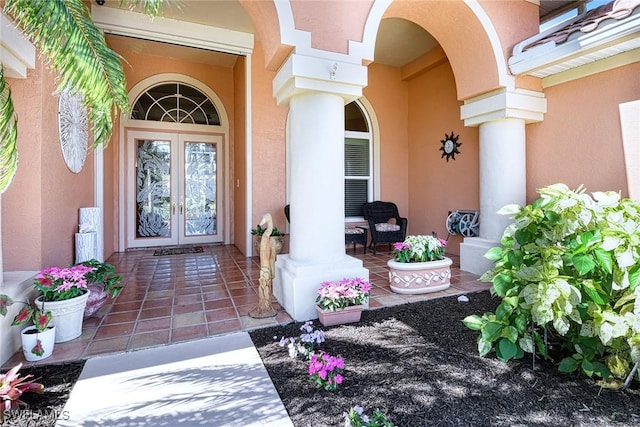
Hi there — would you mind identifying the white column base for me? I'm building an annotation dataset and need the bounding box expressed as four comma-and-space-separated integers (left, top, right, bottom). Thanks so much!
0, 271, 37, 366
273, 254, 369, 322
460, 237, 498, 276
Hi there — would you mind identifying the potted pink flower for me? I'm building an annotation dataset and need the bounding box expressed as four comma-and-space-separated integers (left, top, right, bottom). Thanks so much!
315, 278, 371, 326
33, 263, 95, 342
388, 235, 452, 294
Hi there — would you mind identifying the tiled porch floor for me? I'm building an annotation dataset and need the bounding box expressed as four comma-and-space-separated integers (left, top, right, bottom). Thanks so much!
3, 245, 490, 368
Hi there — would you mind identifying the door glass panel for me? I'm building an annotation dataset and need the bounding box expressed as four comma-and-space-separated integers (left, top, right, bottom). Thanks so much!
136, 140, 171, 238
184, 142, 217, 236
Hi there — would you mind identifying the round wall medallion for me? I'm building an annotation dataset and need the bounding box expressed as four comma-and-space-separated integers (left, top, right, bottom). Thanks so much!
58, 88, 89, 173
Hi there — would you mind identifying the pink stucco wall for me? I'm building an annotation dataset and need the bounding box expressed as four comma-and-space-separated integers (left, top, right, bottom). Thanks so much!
364, 64, 409, 216
406, 61, 479, 255
526, 62, 640, 199
250, 42, 289, 237
3, 59, 94, 270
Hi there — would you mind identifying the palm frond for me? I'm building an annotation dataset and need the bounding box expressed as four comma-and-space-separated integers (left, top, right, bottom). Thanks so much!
122, 0, 175, 17
0, 67, 18, 193
4, 0, 130, 147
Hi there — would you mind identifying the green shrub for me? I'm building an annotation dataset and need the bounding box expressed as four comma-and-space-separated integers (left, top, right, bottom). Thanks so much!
463, 184, 640, 388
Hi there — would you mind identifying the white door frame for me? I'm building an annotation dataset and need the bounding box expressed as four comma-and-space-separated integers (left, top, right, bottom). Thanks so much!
125, 131, 224, 248
118, 74, 230, 251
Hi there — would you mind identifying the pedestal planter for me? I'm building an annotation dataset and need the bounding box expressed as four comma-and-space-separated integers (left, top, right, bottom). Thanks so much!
84, 284, 109, 317
316, 305, 364, 327
387, 257, 453, 294
35, 291, 89, 342
21, 325, 56, 362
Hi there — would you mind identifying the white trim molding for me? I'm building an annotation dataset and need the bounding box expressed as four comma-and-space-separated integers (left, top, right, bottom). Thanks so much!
0, 12, 35, 79
620, 100, 640, 200
460, 88, 547, 127
91, 5, 254, 56
273, 53, 367, 106
510, 7, 640, 83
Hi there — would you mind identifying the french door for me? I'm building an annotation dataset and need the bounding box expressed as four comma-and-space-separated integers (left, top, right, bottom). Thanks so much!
126, 130, 223, 248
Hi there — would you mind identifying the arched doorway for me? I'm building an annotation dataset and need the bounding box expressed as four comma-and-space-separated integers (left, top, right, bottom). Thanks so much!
121, 75, 230, 249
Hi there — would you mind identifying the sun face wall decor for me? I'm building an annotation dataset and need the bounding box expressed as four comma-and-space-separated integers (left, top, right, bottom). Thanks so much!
439, 131, 461, 162
58, 88, 89, 173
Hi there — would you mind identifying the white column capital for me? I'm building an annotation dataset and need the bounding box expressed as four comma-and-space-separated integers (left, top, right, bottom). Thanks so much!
273, 53, 368, 106
460, 88, 546, 127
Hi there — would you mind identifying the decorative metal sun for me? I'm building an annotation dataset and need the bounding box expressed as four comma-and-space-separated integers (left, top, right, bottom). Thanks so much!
439, 131, 461, 162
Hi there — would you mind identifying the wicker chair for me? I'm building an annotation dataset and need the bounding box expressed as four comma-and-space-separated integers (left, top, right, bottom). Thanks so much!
363, 201, 408, 254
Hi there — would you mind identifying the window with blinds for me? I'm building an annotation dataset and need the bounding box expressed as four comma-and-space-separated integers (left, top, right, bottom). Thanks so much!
344, 101, 372, 218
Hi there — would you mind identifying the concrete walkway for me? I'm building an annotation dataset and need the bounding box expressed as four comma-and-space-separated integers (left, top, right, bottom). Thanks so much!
56, 332, 293, 427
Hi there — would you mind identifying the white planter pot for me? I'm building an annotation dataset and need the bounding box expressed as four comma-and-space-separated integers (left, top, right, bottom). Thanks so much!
21, 325, 56, 361
387, 257, 453, 294
35, 291, 89, 342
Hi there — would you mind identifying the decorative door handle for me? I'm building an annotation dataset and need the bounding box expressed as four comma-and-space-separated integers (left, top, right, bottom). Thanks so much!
172, 202, 176, 215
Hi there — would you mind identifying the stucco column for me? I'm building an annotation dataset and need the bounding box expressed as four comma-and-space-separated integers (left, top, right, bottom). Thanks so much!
459, 89, 546, 275
272, 53, 369, 321
288, 93, 346, 261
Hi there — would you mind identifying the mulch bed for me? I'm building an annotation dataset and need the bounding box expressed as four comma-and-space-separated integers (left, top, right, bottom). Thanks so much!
249, 291, 640, 426
2, 291, 639, 426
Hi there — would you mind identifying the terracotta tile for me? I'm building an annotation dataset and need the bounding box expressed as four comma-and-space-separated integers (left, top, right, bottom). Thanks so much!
205, 307, 238, 322
226, 281, 249, 289
142, 297, 173, 309
203, 290, 230, 301
135, 317, 171, 333
129, 330, 170, 350
104, 311, 139, 324
171, 324, 208, 343
82, 316, 104, 328
232, 294, 260, 306
139, 307, 172, 319
208, 318, 242, 334
173, 312, 205, 328
146, 290, 174, 299
95, 323, 136, 340
111, 301, 144, 312
175, 286, 203, 296
175, 294, 203, 305
204, 298, 233, 310
229, 287, 256, 297
85, 336, 130, 356
174, 303, 204, 315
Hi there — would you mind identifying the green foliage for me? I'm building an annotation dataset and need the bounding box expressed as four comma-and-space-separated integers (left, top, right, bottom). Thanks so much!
464, 184, 640, 388
251, 224, 285, 237
344, 406, 395, 427
0, 66, 18, 193
78, 259, 123, 299
0, 0, 167, 193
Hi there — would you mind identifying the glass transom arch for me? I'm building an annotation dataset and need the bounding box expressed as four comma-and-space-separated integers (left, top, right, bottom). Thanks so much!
131, 83, 221, 126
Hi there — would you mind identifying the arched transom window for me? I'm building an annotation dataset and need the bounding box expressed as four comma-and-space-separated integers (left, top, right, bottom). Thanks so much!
131, 83, 221, 125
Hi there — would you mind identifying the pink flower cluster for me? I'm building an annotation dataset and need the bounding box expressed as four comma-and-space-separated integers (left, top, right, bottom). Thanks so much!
34, 265, 95, 301
316, 277, 372, 311
308, 351, 345, 391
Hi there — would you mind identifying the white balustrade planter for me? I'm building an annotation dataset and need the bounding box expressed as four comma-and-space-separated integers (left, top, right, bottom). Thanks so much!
35, 291, 89, 342
387, 257, 453, 294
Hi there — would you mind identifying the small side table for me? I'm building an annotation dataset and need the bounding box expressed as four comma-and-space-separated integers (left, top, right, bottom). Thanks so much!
345, 226, 368, 254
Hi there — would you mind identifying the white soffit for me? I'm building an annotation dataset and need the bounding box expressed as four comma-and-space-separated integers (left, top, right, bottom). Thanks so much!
90, 5, 254, 56
0, 13, 35, 79
509, 9, 640, 83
